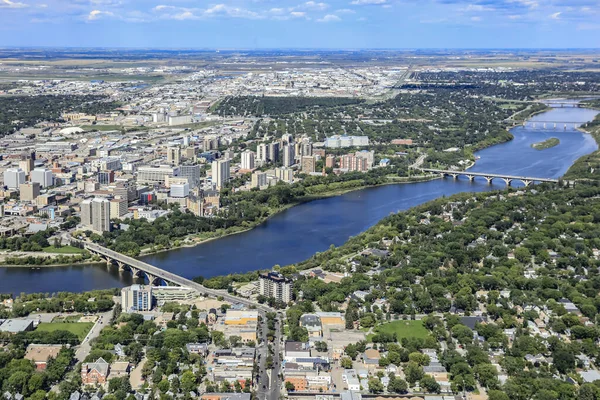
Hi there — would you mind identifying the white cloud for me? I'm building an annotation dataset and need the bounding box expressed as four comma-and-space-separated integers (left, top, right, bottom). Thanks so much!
350, 0, 386, 5
470, 16, 481, 21
0, 0, 28, 9
463, 4, 494, 12
204, 4, 263, 19
301, 1, 329, 10
336, 8, 356, 13
550, 11, 561, 19
317, 13, 340, 22
508, 0, 539, 10
290, 11, 307, 17
87, 9, 113, 20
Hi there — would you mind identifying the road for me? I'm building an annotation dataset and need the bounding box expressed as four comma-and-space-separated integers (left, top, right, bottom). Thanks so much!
75, 308, 114, 363
269, 313, 283, 400
255, 312, 283, 400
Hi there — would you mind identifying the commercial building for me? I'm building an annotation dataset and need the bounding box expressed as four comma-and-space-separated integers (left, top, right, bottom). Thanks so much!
121, 285, 153, 312
324, 135, 369, 148
98, 171, 115, 184
3, 168, 26, 189
81, 197, 111, 232
212, 159, 231, 189
170, 182, 190, 198
109, 198, 128, 219
251, 171, 267, 188
269, 142, 280, 163
20, 182, 41, 202
25, 344, 63, 370
259, 272, 293, 303
301, 156, 316, 174
180, 164, 201, 189
137, 165, 180, 185
167, 147, 181, 165
31, 168, 53, 188
241, 150, 255, 170
168, 114, 192, 126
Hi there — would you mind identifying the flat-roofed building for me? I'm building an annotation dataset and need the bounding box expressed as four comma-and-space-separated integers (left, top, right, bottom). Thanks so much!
259, 271, 293, 303
24, 344, 63, 370
224, 310, 258, 325
20, 182, 41, 201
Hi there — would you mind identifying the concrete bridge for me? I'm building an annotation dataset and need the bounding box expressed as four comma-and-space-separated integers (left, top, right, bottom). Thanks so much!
419, 168, 559, 186
80, 241, 272, 311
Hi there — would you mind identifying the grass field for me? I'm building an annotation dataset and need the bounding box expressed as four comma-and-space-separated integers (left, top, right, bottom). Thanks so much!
42, 246, 85, 254
368, 320, 430, 342
36, 322, 94, 340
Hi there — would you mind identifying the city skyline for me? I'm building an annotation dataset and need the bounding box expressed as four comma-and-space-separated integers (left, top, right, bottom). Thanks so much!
0, 0, 599, 48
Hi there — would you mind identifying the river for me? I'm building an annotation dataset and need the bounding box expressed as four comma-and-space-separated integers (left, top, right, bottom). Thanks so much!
1, 103, 598, 294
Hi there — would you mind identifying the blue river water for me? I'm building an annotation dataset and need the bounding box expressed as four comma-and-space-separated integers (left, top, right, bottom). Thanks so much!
0, 103, 598, 294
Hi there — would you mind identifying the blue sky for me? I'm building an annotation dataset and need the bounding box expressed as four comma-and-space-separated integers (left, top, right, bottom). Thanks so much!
0, 0, 599, 48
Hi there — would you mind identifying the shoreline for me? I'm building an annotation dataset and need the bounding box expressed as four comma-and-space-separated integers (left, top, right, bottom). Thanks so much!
0, 174, 441, 268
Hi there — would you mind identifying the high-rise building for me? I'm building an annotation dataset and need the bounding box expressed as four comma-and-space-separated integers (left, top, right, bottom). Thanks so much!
3, 168, 26, 189
121, 285, 153, 313
282, 145, 295, 167
257, 143, 269, 162
98, 171, 115, 185
19, 182, 40, 201
325, 154, 336, 168
259, 272, 292, 303
19, 159, 34, 176
137, 166, 180, 185
81, 197, 111, 232
211, 159, 230, 189
340, 154, 370, 172
31, 168, 53, 188
251, 171, 267, 188
275, 167, 294, 183
241, 150, 255, 170
180, 164, 201, 189
301, 156, 316, 173
269, 142, 280, 163
167, 147, 181, 165
110, 198, 128, 219
281, 134, 293, 146
301, 140, 313, 157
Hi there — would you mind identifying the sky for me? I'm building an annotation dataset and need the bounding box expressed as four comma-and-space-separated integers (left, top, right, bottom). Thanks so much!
0, 0, 599, 48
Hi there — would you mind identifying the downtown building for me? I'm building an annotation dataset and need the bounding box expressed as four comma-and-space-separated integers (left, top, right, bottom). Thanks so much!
31, 168, 54, 188
121, 285, 153, 312
259, 272, 293, 304
81, 197, 111, 232
212, 159, 231, 189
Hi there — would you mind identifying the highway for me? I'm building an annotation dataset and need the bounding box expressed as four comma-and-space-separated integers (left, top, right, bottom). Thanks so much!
81, 242, 274, 313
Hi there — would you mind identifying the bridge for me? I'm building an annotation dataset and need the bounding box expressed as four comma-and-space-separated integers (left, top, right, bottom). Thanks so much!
79, 241, 272, 311
419, 168, 559, 186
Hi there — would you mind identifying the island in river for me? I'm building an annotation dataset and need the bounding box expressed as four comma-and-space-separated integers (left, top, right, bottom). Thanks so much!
531, 137, 560, 150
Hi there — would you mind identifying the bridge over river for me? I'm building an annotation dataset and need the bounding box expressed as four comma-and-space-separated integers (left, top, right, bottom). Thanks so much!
419, 168, 560, 186
78, 241, 272, 312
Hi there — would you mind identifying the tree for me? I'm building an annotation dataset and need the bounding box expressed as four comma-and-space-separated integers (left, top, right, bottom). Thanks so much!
341, 357, 353, 369
420, 375, 441, 393
404, 361, 424, 385
553, 350, 575, 374
180, 371, 197, 393
285, 381, 296, 392
474, 363, 499, 388
488, 390, 510, 400
579, 383, 600, 400
368, 378, 384, 393
387, 377, 408, 394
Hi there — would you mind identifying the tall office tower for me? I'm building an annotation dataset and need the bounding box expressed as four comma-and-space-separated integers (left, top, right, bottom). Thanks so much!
301, 140, 313, 157
19, 159, 34, 176
31, 168, 54, 188
3, 168, 26, 189
294, 142, 303, 160
121, 285, 153, 313
167, 147, 181, 165
109, 198, 128, 219
98, 171, 115, 185
251, 171, 267, 188
259, 272, 293, 303
301, 156, 316, 173
257, 143, 269, 162
180, 164, 201, 189
282, 145, 295, 167
281, 134, 293, 146
19, 182, 41, 201
211, 159, 231, 189
241, 150, 255, 170
81, 197, 111, 232
269, 142, 280, 163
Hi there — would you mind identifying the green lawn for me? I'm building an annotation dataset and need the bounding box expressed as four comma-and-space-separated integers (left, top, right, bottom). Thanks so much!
368, 320, 430, 342
42, 246, 85, 254
35, 322, 94, 340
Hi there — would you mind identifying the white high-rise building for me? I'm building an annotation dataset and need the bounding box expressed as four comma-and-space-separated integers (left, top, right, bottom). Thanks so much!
275, 167, 294, 183
251, 171, 267, 188
282, 145, 295, 167
241, 150, 255, 170
80, 197, 111, 232
3, 168, 26, 190
121, 285, 153, 313
31, 168, 54, 188
257, 144, 269, 162
211, 159, 231, 189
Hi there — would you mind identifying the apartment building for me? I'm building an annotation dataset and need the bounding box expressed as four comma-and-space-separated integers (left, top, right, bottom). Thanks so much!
259, 272, 293, 303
